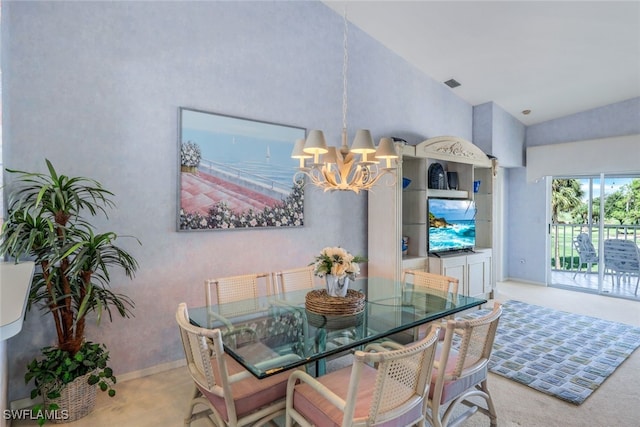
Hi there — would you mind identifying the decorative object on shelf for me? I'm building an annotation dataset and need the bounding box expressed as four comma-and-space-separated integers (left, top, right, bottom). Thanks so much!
291, 9, 398, 194
402, 177, 412, 189
446, 171, 459, 190
0, 160, 140, 425
180, 140, 201, 174
310, 246, 366, 297
428, 162, 446, 189
402, 236, 409, 256
178, 107, 306, 231
474, 180, 481, 193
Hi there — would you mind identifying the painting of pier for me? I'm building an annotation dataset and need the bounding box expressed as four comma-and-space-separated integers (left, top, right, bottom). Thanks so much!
178, 108, 305, 231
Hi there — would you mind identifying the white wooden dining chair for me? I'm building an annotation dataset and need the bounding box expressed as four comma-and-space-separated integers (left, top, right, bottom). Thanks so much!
176, 302, 293, 427
205, 273, 274, 318
426, 302, 503, 427
403, 270, 460, 296
285, 327, 440, 427
403, 270, 459, 340
273, 265, 318, 295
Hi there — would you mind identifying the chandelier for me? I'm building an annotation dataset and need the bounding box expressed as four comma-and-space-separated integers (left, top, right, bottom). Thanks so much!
291, 10, 398, 194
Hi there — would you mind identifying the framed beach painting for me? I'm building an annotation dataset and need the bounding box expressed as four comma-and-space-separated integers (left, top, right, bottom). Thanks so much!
177, 107, 306, 231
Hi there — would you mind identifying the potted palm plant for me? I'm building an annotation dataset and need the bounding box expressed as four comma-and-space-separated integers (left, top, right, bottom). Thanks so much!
0, 159, 140, 424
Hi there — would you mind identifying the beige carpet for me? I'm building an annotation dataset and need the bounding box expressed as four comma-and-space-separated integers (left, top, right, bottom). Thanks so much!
12, 281, 640, 426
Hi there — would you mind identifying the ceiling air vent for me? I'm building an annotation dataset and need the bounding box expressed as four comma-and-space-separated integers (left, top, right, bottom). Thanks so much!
444, 79, 461, 88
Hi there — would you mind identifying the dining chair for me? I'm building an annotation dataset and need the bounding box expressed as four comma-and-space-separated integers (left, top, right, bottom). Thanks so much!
403, 270, 459, 340
426, 302, 503, 427
573, 232, 598, 279
205, 273, 274, 318
403, 270, 460, 295
603, 239, 640, 295
273, 265, 318, 295
285, 327, 440, 427
176, 302, 294, 427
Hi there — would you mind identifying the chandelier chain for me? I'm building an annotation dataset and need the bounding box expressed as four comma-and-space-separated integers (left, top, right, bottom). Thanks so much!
290, 7, 398, 193
342, 9, 348, 131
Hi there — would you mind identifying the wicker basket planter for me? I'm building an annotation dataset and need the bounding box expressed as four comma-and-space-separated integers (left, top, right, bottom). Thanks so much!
43, 371, 97, 423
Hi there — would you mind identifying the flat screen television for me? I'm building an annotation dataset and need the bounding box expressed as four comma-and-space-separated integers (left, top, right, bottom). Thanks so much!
428, 198, 476, 254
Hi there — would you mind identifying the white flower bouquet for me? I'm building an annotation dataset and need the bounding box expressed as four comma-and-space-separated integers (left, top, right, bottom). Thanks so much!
311, 246, 367, 279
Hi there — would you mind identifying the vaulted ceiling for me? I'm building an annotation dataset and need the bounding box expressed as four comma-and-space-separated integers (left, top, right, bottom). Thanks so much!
323, 1, 640, 126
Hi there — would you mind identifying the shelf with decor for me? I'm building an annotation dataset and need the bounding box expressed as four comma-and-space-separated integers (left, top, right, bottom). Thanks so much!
368, 136, 497, 300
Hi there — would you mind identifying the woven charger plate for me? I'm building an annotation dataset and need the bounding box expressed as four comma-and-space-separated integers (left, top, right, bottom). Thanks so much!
306, 309, 365, 329
305, 289, 366, 315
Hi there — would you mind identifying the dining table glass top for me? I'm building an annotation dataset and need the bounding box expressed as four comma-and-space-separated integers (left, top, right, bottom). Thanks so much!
188, 276, 486, 378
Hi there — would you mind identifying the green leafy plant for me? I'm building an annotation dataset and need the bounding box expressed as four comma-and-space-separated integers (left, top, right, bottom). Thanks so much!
26, 342, 115, 399
0, 159, 140, 422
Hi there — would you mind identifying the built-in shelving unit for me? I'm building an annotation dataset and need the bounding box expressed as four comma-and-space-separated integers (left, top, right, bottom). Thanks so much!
368, 136, 497, 300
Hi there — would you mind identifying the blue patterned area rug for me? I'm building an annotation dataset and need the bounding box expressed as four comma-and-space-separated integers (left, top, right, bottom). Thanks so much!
462, 300, 640, 405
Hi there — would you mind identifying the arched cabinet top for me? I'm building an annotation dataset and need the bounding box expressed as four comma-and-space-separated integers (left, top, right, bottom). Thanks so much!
412, 136, 492, 167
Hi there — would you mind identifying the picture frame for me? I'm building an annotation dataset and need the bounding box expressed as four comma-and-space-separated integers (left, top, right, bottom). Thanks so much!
177, 107, 306, 231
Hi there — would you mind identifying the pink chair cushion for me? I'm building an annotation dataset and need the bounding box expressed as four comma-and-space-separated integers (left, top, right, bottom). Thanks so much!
293, 364, 423, 427
430, 346, 487, 404
199, 353, 289, 422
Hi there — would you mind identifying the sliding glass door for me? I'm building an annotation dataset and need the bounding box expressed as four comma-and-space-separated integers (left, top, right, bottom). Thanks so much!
549, 174, 640, 299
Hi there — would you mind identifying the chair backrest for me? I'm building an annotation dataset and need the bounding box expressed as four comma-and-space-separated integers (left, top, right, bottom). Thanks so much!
604, 239, 640, 272
345, 329, 439, 425
273, 265, 317, 294
403, 270, 459, 295
432, 302, 502, 404
574, 233, 598, 261
205, 273, 273, 317
176, 302, 233, 406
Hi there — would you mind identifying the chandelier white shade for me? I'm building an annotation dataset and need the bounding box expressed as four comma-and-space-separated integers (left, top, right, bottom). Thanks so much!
292, 129, 399, 193
291, 8, 398, 193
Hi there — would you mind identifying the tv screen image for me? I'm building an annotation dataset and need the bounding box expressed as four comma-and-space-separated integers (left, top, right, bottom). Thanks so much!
428, 198, 476, 253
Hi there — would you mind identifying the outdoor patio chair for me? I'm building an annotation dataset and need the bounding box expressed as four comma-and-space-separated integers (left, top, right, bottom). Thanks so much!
176, 302, 294, 427
426, 302, 503, 427
573, 233, 599, 279
603, 239, 640, 296
284, 327, 440, 427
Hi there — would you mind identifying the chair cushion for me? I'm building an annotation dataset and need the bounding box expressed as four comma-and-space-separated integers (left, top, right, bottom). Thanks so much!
199, 353, 289, 422
430, 346, 487, 404
293, 364, 423, 427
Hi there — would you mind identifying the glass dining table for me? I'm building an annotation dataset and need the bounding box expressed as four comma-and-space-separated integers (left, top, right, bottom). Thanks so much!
189, 276, 486, 379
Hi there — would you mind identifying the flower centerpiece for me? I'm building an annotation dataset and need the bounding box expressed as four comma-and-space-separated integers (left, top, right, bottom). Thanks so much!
180, 140, 201, 173
311, 247, 366, 297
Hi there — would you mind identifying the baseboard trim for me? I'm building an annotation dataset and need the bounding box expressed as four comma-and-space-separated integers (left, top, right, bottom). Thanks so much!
117, 359, 186, 383
499, 278, 546, 287
10, 358, 187, 411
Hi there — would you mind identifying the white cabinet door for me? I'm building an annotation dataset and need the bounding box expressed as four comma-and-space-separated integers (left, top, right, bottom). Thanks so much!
429, 255, 466, 290
429, 249, 492, 297
467, 251, 492, 297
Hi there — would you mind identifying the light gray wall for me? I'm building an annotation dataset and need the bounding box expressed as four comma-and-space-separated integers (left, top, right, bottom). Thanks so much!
2, 1, 472, 401
526, 97, 640, 146
473, 101, 526, 168
505, 97, 640, 283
